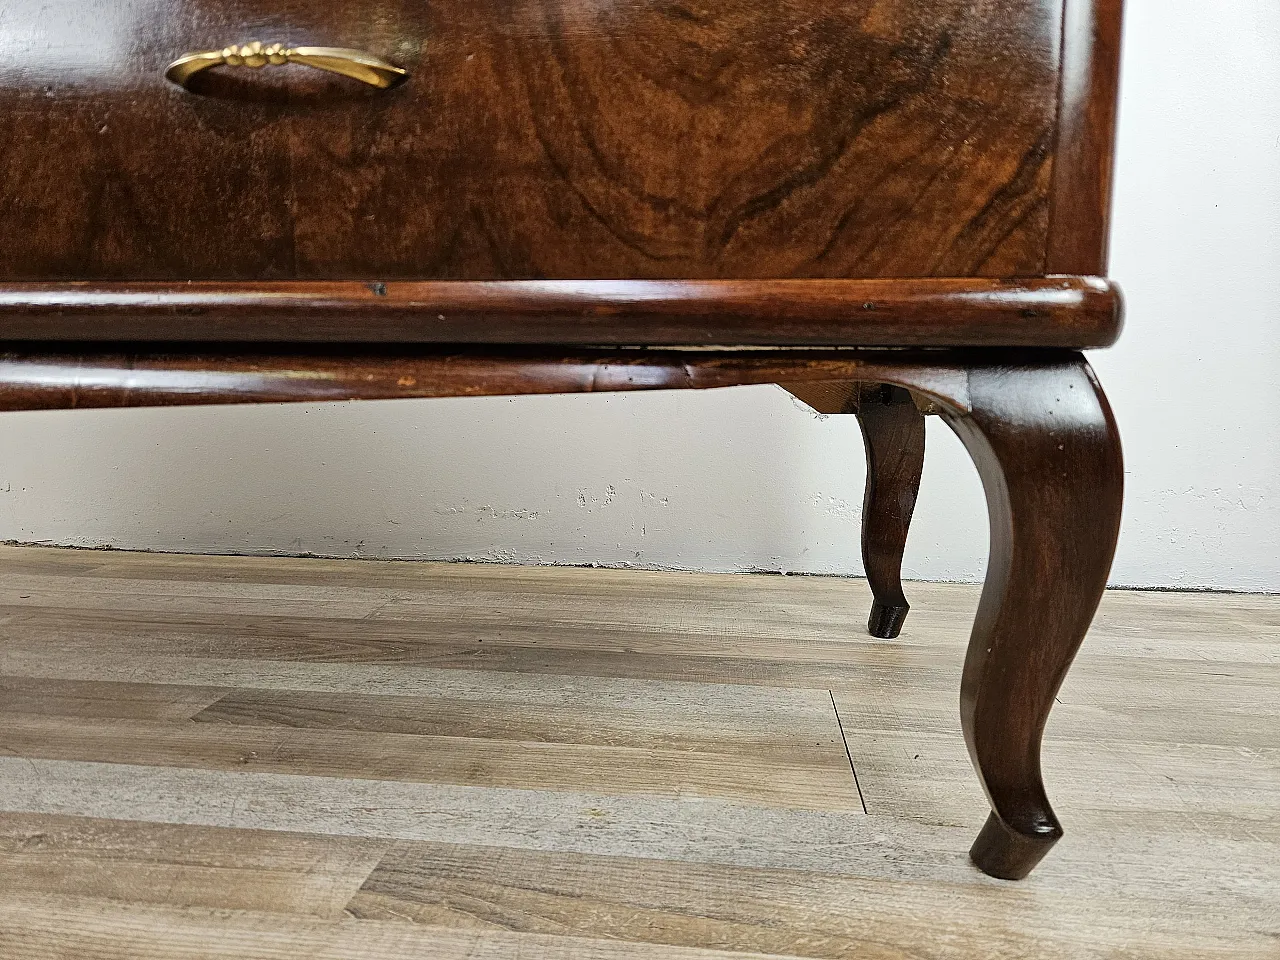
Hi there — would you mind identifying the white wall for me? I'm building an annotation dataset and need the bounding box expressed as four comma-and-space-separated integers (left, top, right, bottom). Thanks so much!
1, 0, 1277, 591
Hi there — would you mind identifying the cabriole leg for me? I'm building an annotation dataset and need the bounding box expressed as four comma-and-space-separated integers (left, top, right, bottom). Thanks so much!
940, 355, 1123, 879
855, 385, 926, 638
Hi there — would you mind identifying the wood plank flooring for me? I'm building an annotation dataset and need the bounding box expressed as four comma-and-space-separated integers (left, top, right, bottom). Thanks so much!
0, 545, 1275, 959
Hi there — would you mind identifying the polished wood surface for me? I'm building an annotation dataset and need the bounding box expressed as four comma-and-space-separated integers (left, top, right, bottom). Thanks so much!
0, 346, 1001, 412
780, 377, 929, 639
0, 277, 1123, 346
0, 547, 1275, 958
1047, 0, 1126, 273
0, 0, 1083, 281
0, 0, 1131, 884
945, 357, 1123, 878
855, 385, 926, 639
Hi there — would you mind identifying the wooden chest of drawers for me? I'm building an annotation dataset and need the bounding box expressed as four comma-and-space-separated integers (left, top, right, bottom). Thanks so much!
0, 0, 1125, 880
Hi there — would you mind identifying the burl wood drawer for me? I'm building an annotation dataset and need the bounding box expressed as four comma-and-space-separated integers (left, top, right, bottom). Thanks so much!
2, 0, 1068, 282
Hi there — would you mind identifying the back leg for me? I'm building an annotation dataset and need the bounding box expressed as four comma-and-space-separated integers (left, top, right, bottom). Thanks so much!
856, 385, 926, 638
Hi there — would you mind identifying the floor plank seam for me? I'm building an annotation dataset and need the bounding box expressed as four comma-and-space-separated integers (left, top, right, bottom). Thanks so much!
828, 690, 867, 815
1, 547, 1277, 958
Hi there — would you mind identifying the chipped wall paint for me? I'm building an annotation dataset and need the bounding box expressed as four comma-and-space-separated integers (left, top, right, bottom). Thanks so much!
0, 0, 1276, 591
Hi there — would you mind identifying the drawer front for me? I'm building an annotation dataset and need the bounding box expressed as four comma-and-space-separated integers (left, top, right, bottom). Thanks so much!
0, 0, 1064, 281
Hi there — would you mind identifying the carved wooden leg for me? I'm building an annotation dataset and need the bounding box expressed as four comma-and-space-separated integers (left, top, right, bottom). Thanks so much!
856, 385, 925, 638
939, 355, 1123, 879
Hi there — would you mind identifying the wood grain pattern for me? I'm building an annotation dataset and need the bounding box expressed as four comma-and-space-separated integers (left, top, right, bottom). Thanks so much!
0, 894, 796, 960
0, 676, 225, 721
1047, 0, 1126, 273
0, 278, 1123, 346
775, 379, 862, 416
836, 726, 1280, 830
0, 0, 1137, 899
0, 0, 1070, 281
0, 344, 1090, 414
0, 756, 969, 883
191, 686, 844, 764
0, 546, 1275, 957
346, 837, 1277, 958
0, 813, 386, 918
0, 712, 860, 811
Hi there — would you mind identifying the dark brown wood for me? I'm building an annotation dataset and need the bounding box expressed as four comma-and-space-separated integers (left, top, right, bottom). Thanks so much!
783, 378, 928, 638
777, 380, 862, 416
939, 356, 1123, 879
0, 348, 974, 412
0, 0, 1076, 282
0, 0, 1129, 881
856, 385, 927, 639
0, 344, 1126, 879
1047, 0, 1125, 273
0, 278, 1122, 347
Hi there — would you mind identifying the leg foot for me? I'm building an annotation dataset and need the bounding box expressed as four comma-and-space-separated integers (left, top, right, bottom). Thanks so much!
940, 355, 1123, 880
970, 812, 1059, 880
867, 600, 910, 640
856, 385, 925, 639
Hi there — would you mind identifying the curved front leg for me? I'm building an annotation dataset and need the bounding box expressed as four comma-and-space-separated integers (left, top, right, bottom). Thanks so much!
856, 385, 926, 638
940, 355, 1123, 879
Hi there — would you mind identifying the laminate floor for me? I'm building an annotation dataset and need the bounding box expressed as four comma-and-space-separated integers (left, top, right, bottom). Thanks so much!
0, 545, 1275, 958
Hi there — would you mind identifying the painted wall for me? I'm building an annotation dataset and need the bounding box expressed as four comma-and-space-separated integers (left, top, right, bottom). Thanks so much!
0, 0, 1276, 591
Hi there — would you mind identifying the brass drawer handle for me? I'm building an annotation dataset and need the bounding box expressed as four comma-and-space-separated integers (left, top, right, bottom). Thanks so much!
165, 42, 408, 91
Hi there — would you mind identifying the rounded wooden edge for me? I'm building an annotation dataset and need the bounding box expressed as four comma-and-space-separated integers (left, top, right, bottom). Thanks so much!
0, 277, 1122, 348
1047, 0, 1126, 274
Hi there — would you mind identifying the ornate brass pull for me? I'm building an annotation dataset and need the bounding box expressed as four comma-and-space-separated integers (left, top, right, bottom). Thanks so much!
165, 42, 408, 91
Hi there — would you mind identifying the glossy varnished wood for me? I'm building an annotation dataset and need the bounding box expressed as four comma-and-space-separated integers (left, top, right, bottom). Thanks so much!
0, 0, 1074, 281
1047, 0, 1126, 273
856, 385, 926, 639
941, 357, 1123, 878
0, 278, 1123, 346
0, 346, 994, 412
775, 355, 1125, 876
777, 379, 928, 640
0, 0, 1131, 885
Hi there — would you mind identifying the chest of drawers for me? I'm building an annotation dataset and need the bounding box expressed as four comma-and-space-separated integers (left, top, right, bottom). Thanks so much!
0, 0, 1125, 879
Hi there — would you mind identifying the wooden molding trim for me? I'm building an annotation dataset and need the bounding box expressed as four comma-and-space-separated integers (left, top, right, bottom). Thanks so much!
0, 347, 1000, 414
1047, 0, 1125, 274
0, 278, 1122, 348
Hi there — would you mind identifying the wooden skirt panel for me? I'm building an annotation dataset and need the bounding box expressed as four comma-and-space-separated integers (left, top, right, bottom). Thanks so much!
0, 278, 1122, 348
0, 345, 1047, 414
